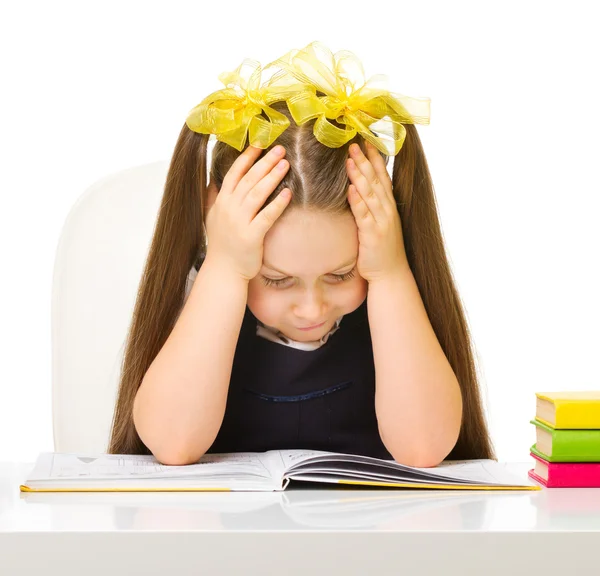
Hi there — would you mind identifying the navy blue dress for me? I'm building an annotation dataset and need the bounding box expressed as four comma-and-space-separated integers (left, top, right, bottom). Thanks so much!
205, 292, 393, 460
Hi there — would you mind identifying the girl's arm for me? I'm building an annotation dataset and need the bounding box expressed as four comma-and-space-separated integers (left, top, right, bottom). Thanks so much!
368, 267, 463, 468
133, 255, 249, 465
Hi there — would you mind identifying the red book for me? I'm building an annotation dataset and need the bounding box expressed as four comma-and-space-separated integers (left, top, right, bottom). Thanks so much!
529, 451, 600, 487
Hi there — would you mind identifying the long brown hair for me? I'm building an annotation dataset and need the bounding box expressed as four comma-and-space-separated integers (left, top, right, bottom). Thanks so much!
108, 99, 496, 460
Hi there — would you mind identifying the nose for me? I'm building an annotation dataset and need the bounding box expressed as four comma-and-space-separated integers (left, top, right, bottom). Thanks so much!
293, 288, 327, 323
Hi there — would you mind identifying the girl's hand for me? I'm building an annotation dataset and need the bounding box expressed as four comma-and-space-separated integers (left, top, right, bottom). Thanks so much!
204, 145, 292, 282
346, 141, 409, 283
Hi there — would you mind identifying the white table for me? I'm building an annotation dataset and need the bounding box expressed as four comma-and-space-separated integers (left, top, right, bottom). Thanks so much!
1, 461, 599, 575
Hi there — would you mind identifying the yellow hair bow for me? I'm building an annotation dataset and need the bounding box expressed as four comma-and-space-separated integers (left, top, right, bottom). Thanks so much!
262, 41, 431, 156
185, 58, 311, 152
185, 41, 431, 156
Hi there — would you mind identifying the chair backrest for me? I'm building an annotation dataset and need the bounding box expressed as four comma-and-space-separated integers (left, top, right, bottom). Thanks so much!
52, 161, 169, 453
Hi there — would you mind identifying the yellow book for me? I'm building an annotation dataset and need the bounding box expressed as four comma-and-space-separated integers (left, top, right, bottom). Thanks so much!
536, 391, 600, 429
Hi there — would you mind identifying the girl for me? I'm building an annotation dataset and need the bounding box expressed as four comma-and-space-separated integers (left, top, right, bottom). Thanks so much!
108, 42, 495, 467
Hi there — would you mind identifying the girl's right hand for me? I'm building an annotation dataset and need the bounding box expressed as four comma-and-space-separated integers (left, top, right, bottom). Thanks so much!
203, 144, 292, 282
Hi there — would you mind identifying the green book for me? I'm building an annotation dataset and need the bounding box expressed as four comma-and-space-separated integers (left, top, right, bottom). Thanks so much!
530, 418, 600, 462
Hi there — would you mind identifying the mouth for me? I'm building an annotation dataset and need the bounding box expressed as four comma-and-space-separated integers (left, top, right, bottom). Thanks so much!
296, 321, 326, 331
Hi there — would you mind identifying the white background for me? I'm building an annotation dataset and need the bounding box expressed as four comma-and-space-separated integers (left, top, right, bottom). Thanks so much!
1, 0, 598, 463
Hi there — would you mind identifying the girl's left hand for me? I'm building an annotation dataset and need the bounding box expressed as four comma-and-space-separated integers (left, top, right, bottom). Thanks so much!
346, 141, 410, 283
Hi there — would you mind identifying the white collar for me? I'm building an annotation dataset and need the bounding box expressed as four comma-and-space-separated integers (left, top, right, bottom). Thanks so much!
256, 316, 344, 351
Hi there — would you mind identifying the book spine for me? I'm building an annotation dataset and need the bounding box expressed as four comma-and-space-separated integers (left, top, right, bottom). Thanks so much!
547, 462, 600, 487
555, 401, 600, 429
551, 429, 600, 461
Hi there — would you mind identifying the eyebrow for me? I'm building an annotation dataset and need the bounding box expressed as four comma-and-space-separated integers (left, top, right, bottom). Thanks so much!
262, 258, 357, 277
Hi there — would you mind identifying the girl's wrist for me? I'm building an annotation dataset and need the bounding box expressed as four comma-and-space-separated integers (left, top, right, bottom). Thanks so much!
203, 253, 251, 287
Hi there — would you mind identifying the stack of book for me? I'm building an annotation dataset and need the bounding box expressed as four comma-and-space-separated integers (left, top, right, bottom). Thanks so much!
529, 391, 600, 487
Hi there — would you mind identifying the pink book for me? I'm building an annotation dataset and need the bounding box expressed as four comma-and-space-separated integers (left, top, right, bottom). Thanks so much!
529, 451, 600, 487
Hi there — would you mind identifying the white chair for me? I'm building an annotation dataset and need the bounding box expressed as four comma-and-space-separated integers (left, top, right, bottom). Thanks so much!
51, 160, 169, 453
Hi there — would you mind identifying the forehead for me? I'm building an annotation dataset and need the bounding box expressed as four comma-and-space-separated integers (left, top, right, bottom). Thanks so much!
263, 209, 358, 271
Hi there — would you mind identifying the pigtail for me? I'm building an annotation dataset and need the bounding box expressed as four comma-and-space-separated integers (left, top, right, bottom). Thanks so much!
392, 125, 496, 460
107, 125, 210, 454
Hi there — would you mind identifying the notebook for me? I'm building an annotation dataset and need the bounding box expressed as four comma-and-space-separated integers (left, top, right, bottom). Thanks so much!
20, 450, 539, 492
528, 451, 600, 488
535, 391, 600, 429
530, 418, 600, 461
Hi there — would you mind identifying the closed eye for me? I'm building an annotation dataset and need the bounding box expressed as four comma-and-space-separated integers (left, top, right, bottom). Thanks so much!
260, 268, 356, 288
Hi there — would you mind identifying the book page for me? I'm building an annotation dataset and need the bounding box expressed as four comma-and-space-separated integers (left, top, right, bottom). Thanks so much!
28, 452, 279, 482
275, 449, 339, 472
282, 452, 532, 487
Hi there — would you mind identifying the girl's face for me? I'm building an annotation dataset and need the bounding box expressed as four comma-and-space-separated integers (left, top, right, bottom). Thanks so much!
247, 208, 368, 342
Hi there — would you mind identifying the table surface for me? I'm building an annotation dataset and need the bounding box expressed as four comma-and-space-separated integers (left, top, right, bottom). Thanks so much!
1, 461, 600, 532
2, 460, 600, 576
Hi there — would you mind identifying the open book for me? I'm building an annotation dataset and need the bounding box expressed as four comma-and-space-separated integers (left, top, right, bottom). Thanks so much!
20, 449, 540, 492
